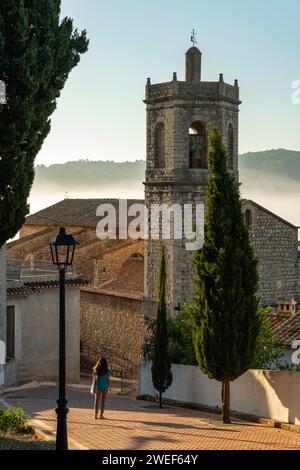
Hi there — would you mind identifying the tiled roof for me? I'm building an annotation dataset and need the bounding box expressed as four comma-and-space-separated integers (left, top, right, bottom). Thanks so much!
7, 285, 37, 296
24, 279, 89, 289
24, 199, 144, 228
103, 257, 144, 296
269, 313, 300, 348
89, 256, 144, 300
103, 257, 144, 293
24, 198, 299, 231
7, 278, 89, 296
84, 287, 144, 301
7, 226, 56, 248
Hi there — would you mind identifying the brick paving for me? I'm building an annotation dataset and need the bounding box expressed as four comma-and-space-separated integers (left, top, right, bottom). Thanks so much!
4, 384, 300, 450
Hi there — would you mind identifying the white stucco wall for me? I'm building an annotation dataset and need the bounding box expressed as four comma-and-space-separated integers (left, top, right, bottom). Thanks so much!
0, 245, 6, 343
7, 287, 81, 383
139, 362, 300, 425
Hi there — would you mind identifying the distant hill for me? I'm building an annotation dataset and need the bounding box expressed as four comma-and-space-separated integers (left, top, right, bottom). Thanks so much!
239, 149, 300, 180
239, 149, 300, 227
33, 149, 300, 189
34, 159, 146, 188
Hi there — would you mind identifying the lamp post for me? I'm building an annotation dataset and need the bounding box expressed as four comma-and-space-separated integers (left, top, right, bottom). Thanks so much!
49, 227, 78, 451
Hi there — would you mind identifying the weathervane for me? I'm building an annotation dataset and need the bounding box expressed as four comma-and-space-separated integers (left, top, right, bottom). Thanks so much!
191, 29, 197, 47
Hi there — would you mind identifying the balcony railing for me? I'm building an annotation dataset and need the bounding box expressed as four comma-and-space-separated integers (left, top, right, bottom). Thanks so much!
7, 259, 75, 284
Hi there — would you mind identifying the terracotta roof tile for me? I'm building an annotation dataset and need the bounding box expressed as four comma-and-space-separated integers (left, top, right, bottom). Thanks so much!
7, 278, 89, 296
91, 288, 143, 301
269, 313, 300, 348
24, 279, 89, 289
7, 286, 36, 296
105, 258, 144, 292
25, 199, 144, 228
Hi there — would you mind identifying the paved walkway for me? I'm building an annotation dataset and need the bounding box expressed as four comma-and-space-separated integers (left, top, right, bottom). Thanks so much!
3, 384, 300, 450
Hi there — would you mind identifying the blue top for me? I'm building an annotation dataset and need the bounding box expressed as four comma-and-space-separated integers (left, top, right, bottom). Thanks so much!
96, 370, 112, 391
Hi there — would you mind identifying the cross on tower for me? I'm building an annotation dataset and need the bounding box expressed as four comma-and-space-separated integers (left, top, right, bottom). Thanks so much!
191, 29, 197, 47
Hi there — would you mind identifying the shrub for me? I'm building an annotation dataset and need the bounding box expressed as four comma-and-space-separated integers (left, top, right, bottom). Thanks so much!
250, 306, 283, 369
143, 309, 197, 366
0, 406, 33, 435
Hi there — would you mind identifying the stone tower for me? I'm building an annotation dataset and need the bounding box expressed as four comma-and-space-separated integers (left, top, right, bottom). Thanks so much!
144, 45, 241, 312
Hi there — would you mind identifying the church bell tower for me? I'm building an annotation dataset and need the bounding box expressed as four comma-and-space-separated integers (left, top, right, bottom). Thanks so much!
144, 43, 241, 311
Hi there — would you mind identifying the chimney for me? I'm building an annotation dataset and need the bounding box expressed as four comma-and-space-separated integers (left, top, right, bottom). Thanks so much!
277, 299, 298, 317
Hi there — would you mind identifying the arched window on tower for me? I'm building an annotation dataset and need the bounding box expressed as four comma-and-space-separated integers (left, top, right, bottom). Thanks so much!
227, 123, 234, 170
189, 121, 207, 169
245, 209, 253, 228
154, 122, 165, 168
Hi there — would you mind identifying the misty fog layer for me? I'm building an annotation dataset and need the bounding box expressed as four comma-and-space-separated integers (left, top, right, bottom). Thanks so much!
240, 170, 300, 226
28, 151, 300, 228
29, 183, 145, 214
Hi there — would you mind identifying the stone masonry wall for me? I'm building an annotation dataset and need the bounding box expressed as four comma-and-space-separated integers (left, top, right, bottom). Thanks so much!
80, 290, 146, 370
144, 75, 240, 310
244, 203, 299, 306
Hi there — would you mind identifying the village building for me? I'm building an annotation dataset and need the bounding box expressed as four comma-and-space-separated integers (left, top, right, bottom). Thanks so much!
242, 200, 300, 308
7, 279, 87, 383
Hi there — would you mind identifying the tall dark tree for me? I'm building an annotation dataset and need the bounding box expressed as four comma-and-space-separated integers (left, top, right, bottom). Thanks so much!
0, 0, 88, 246
151, 245, 173, 408
188, 129, 261, 423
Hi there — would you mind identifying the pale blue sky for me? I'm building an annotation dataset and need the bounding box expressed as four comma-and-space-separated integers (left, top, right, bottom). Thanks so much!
36, 0, 300, 166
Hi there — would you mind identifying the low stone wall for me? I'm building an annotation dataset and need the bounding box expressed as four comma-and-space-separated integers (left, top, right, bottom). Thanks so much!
139, 362, 300, 425
80, 290, 148, 371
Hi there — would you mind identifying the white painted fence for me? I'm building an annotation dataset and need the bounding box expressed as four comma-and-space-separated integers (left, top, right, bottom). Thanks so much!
139, 362, 300, 425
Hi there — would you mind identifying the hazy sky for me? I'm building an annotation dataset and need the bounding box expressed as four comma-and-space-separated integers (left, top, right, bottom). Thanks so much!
36, 0, 300, 166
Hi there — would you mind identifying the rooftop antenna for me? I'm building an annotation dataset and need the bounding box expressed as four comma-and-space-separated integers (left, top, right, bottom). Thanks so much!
191, 29, 197, 47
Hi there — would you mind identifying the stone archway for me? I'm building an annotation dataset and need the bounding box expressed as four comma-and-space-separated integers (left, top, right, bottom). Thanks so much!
189, 121, 208, 169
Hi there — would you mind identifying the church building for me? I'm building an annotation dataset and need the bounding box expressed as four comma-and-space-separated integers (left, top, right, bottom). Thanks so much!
3, 44, 300, 379
144, 44, 299, 314
144, 45, 240, 312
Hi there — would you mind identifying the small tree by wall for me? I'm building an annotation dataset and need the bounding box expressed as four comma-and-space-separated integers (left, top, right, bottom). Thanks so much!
151, 245, 173, 408
143, 310, 197, 366
187, 129, 261, 423
251, 305, 282, 369
144, 305, 280, 370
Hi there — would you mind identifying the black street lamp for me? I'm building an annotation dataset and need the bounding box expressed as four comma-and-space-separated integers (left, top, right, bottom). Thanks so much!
49, 227, 78, 451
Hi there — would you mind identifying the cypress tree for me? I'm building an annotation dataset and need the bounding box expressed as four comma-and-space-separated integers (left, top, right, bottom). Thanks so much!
0, 0, 88, 246
189, 129, 261, 423
151, 245, 173, 408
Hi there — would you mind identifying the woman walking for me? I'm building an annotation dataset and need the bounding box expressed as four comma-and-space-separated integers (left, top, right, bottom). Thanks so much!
93, 357, 112, 419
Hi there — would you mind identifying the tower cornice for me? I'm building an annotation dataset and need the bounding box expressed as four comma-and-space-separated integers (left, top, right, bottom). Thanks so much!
145, 80, 240, 105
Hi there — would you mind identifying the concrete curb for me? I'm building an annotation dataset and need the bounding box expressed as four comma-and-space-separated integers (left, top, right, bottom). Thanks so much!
0, 375, 124, 395
30, 418, 88, 450
0, 397, 88, 450
0, 380, 41, 395
0, 380, 92, 396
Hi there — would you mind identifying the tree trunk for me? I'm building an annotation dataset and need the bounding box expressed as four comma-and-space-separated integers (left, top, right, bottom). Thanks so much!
221, 380, 231, 424
159, 391, 162, 409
